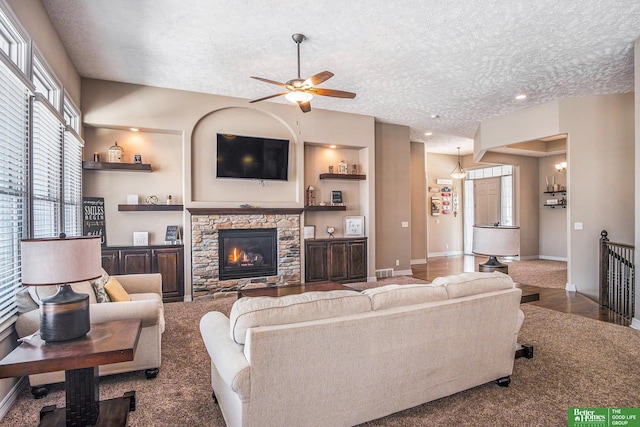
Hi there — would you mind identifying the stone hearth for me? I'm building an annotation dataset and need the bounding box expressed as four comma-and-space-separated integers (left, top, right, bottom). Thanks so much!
190, 208, 302, 299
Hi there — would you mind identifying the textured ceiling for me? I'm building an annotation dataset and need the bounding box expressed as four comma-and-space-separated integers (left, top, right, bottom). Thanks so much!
41, 0, 640, 155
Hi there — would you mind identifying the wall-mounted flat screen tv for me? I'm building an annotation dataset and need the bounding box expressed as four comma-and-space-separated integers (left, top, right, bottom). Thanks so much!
216, 133, 289, 181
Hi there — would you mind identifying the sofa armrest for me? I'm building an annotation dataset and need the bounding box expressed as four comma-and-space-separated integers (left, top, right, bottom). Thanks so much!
115, 273, 162, 296
90, 299, 162, 328
200, 311, 251, 400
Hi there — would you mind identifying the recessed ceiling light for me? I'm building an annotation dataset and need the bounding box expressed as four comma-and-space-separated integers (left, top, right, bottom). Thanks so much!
430, 114, 440, 119
515, 94, 527, 100
424, 132, 433, 136
130, 127, 140, 132
329, 145, 336, 149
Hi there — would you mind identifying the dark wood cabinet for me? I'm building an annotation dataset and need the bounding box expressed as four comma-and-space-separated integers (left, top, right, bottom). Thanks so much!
101, 245, 184, 302
305, 238, 367, 283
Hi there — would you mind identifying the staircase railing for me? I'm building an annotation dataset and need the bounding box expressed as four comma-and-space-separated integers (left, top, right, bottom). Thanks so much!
599, 230, 635, 321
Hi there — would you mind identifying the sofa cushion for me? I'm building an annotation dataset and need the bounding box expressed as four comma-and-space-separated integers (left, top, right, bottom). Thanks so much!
28, 281, 98, 305
229, 290, 371, 344
104, 276, 131, 302
362, 284, 448, 310
92, 270, 111, 303
431, 272, 514, 299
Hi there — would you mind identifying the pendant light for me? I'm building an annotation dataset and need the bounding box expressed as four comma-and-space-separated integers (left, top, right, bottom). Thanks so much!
451, 147, 467, 179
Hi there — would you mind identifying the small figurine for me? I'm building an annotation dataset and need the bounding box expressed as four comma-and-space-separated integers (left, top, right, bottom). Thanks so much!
338, 159, 348, 174
326, 226, 335, 238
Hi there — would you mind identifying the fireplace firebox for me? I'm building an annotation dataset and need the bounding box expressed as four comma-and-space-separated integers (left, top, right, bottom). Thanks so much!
218, 228, 277, 280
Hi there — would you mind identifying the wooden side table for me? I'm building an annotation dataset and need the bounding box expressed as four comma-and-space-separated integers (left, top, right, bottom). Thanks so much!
0, 319, 141, 427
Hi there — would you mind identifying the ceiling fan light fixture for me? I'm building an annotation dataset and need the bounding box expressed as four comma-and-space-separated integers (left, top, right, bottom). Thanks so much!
450, 147, 467, 179
285, 90, 313, 104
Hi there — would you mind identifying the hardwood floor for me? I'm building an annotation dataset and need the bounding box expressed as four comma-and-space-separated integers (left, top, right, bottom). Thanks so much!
412, 256, 629, 326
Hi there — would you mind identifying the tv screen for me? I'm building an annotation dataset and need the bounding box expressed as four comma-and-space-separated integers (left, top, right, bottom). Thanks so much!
216, 134, 289, 181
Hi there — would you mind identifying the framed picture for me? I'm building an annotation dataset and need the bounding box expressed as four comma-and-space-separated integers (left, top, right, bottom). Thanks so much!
303, 225, 315, 240
331, 190, 343, 205
344, 216, 365, 237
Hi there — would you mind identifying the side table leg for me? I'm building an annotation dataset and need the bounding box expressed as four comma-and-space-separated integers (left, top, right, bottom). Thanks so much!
65, 366, 99, 426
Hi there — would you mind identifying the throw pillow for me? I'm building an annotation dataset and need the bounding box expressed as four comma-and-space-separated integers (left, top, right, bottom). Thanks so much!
92, 269, 111, 303
104, 276, 131, 302
16, 288, 38, 313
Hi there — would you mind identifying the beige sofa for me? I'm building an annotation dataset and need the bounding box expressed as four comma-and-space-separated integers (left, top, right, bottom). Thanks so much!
16, 273, 165, 397
200, 272, 525, 427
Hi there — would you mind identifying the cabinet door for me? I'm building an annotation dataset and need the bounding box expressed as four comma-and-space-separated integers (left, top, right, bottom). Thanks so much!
101, 250, 119, 276
305, 241, 328, 282
347, 240, 367, 280
119, 249, 152, 275
153, 247, 184, 302
327, 241, 348, 282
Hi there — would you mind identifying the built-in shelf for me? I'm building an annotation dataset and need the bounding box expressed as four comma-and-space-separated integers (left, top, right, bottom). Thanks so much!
319, 173, 366, 180
543, 190, 566, 195
543, 204, 567, 209
118, 204, 183, 211
305, 205, 347, 211
83, 161, 152, 172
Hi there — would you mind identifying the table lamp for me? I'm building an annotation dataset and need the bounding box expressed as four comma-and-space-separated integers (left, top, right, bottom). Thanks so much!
21, 235, 102, 342
472, 224, 520, 274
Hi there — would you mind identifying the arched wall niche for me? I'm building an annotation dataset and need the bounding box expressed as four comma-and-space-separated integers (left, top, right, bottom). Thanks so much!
191, 106, 299, 204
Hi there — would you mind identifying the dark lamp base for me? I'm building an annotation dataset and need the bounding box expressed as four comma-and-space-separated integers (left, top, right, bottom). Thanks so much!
478, 256, 509, 274
39, 284, 90, 342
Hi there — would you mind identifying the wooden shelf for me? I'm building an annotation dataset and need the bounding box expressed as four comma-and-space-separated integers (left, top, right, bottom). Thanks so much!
543, 204, 566, 209
543, 190, 566, 195
305, 205, 347, 211
319, 173, 366, 180
118, 204, 183, 211
83, 161, 152, 172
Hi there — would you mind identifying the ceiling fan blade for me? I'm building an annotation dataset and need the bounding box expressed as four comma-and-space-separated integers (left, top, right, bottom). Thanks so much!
298, 101, 311, 113
303, 71, 334, 87
307, 88, 356, 99
250, 76, 288, 87
249, 92, 288, 103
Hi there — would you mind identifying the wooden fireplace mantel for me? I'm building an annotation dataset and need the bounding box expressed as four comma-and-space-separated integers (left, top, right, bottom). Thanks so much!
187, 207, 304, 215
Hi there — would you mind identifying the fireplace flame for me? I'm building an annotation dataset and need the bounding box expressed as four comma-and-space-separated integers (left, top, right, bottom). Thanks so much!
231, 247, 240, 263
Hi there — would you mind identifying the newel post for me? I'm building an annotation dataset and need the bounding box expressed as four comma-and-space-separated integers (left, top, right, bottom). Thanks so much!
599, 230, 609, 307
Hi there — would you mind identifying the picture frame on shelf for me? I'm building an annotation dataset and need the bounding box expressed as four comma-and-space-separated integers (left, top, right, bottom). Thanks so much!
331, 190, 343, 205
164, 225, 181, 244
133, 231, 149, 246
303, 225, 315, 240
344, 216, 365, 238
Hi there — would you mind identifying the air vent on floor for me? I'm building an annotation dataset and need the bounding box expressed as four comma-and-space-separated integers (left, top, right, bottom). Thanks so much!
375, 268, 394, 279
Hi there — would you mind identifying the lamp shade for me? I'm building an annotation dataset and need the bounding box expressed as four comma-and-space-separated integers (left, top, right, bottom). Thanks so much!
21, 236, 102, 286
472, 225, 520, 257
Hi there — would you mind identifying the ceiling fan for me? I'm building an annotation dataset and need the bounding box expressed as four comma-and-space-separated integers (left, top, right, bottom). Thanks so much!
249, 33, 356, 113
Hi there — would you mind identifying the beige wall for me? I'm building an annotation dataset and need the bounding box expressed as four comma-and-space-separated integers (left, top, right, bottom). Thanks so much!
477, 93, 634, 300
410, 142, 426, 262
539, 154, 568, 260
6, 0, 81, 106
425, 153, 464, 257
81, 78, 377, 293
375, 122, 411, 274
560, 93, 634, 300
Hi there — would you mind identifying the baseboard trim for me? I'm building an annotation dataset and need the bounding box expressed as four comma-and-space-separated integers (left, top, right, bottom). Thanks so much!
410, 258, 427, 265
539, 255, 568, 262
0, 376, 27, 420
565, 283, 577, 292
630, 318, 640, 331
367, 276, 378, 282
394, 269, 413, 276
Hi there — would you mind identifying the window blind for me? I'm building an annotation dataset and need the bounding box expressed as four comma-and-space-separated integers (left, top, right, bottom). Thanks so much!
32, 95, 64, 238
0, 62, 29, 327
64, 127, 83, 236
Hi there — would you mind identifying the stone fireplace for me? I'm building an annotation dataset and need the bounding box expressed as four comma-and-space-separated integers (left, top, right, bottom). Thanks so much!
189, 208, 302, 299
218, 228, 277, 280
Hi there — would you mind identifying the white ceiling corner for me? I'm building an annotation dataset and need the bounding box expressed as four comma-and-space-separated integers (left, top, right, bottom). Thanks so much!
41, 0, 640, 155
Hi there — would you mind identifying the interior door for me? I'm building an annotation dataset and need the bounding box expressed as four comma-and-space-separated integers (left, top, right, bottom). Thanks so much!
474, 177, 501, 225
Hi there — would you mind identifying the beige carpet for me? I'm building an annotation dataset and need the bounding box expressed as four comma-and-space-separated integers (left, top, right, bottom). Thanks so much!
506, 259, 567, 289
3, 294, 639, 427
